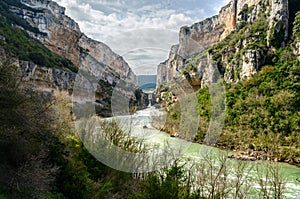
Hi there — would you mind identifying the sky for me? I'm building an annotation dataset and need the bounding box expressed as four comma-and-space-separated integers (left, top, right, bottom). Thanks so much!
54, 0, 229, 75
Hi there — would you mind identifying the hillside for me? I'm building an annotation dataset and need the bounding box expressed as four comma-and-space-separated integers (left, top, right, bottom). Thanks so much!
156, 0, 300, 165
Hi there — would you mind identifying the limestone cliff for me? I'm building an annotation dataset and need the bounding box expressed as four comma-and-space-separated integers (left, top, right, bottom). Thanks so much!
157, 0, 289, 88
19, 60, 76, 91
2, 0, 139, 116
9, 0, 137, 86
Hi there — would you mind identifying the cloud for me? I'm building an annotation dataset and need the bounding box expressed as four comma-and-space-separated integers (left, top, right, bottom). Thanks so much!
54, 0, 229, 75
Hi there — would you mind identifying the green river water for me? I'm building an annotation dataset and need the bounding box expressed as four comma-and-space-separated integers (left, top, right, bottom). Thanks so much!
118, 106, 300, 198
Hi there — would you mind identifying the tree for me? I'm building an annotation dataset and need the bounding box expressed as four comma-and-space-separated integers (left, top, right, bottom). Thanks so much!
293, 11, 300, 41
129, 162, 194, 199
0, 55, 59, 198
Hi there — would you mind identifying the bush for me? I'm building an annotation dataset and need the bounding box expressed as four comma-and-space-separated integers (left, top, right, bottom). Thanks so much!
129, 163, 194, 199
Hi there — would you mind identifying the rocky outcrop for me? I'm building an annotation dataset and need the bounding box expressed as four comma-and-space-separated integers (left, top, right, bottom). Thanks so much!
78, 35, 137, 84
240, 50, 264, 79
157, 62, 167, 87
157, 0, 289, 88
11, 0, 137, 87
198, 54, 221, 86
19, 60, 76, 91
295, 42, 300, 57
267, 0, 289, 47
3, 0, 142, 116
157, 45, 181, 87
178, 0, 238, 59
12, 0, 81, 66
5, 0, 141, 116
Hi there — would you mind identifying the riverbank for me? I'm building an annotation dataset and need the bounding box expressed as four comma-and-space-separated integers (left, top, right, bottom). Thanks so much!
150, 108, 300, 168
224, 147, 300, 167
106, 106, 300, 198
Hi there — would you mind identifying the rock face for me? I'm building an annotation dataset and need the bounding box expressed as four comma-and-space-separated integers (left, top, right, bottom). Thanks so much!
240, 50, 264, 79
5, 0, 140, 115
267, 0, 289, 47
2, 0, 142, 116
157, 0, 289, 88
178, 0, 238, 58
11, 0, 137, 87
14, 0, 81, 67
295, 42, 300, 57
78, 35, 136, 84
19, 60, 76, 91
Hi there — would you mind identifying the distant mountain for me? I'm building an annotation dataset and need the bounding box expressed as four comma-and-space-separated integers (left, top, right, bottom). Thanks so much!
137, 75, 156, 92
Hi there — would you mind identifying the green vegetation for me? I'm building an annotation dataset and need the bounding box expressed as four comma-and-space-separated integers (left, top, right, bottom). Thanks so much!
161, 4, 300, 164
208, 13, 269, 77
129, 163, 195, 199
164, 46, 300, 165
129, 152, 288, 199
0, 39, 293, 199
0, 57, 143, 198
221, 49, 300, 156
182, 63, 198, 75
288, 0, 300, 40
0, 58, 62, 198
293, 11, 300, 41
165, 47, 300, 163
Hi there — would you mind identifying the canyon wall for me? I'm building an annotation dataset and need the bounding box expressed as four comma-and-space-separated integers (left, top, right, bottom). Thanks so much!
11, 0, 137, 88
1, 0, 141, 116
157, 0, 289, 88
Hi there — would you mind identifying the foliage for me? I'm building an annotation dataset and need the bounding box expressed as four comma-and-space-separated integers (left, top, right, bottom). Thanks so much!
293, 11, 300, 41
55, 110, 143, 199
0, 55, 140, 198
129, 163, 196, 199
182, 63, 198, 75
0, 56, 60, 198
196, 48, 300, 159
194, 88, 212, 142
0, 194, 10, 199
289, 0, 300, 40
130, 151, 287, 199
164, 41, 300, 162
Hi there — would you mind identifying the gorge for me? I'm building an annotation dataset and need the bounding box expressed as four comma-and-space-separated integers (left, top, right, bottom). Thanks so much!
0, 0, 300, 198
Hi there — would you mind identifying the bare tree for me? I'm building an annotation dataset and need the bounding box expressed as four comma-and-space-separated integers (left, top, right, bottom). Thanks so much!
255, 161, 287, 199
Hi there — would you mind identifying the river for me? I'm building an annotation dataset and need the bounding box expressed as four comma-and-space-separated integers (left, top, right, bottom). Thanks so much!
111, 106, 300, 198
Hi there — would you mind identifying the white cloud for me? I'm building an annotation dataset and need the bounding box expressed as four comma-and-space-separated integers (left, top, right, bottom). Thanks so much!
54, 0, 229, 75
